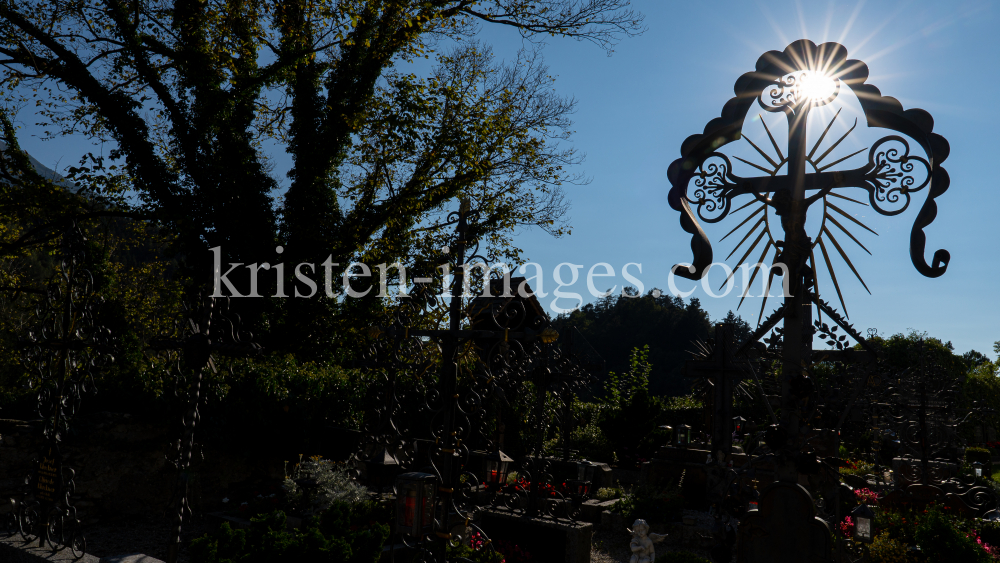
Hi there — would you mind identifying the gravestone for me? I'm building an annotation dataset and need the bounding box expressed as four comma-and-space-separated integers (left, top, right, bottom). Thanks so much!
480, 508, 592, 563
736, 483, 832, 563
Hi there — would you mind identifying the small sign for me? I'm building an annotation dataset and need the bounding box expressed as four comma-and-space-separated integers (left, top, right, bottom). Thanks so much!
36, 447, 61, 504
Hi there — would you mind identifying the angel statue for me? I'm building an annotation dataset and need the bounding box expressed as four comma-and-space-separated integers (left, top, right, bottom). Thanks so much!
629, 519, 667, 563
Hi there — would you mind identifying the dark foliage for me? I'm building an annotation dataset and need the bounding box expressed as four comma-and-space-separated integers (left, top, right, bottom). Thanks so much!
552, 290, 713, 396
190, 501, 389, 563
913, 505, 990, 563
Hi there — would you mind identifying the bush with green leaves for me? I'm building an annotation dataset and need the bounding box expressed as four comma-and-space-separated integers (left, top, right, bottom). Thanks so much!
190, 501, 389, 563
283, 456, 369, 515
868, 532, 912, 563
598, 346, 674, 467
595, 487, 623, 501
913, 505, 990, 563
200, 354, 375, 455
613, 483, 683, 524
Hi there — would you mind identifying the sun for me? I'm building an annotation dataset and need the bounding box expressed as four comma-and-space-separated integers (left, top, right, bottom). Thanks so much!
798, 71, 837, 102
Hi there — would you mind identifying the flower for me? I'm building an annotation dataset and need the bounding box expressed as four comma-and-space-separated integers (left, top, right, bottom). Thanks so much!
838, 516, 854, 538
854, 488, 879, 505
222, 497, 230, 503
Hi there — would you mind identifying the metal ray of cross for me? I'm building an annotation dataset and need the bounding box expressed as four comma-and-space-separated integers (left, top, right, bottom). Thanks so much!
668, 40, 950, 460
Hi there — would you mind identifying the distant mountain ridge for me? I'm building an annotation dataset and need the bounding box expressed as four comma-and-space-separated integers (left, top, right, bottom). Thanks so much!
0, 140, 77, 191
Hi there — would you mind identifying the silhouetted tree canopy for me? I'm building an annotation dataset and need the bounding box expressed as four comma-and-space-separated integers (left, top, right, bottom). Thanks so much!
0, 0, 644, 357
552, 289, 725, 396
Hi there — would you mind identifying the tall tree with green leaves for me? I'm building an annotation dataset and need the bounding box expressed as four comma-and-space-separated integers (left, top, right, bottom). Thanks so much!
0, 0, 644, 352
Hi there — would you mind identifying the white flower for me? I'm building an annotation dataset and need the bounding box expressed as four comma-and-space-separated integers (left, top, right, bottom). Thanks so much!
222, 497, 230, 503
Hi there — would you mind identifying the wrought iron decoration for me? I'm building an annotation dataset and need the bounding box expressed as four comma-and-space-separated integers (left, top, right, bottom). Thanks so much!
149, 294, 262, 563
668, 40, 950, 291
667, 40, 951, 459
17, 222, 114, 557
355, 200, 603, 563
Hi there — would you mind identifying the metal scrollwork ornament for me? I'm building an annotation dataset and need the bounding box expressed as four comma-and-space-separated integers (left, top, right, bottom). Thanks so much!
16, 221, 114, 557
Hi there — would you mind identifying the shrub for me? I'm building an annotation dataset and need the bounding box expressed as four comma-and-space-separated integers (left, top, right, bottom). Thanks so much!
190, 501, 389, 563
595, 487, 623, 501
654, 551, 711, 563
878, 508, 919, 545
869, 532, 912, 563
447, 531, 505, 563
204, 355, 374, 455
978, 520, 1000, 548
283, 456, 369, 515
613, 483, 683, 523
599, 346, 674, 467
913, 505, 990, 563
840, 459, 875, 477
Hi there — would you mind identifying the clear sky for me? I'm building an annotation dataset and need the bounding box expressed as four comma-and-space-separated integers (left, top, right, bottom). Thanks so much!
11, 0, 999, 356
481, 0, 1000, 357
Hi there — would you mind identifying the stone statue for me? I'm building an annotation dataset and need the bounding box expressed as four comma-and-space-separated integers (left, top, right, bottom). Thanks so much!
629, 519, 667, 563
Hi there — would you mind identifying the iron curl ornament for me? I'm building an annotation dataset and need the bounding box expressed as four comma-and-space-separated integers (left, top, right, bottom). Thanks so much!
15, 221, 115, 557
146, 293, 262, 563
667, 39, 950, 282
352, 200, 603, 563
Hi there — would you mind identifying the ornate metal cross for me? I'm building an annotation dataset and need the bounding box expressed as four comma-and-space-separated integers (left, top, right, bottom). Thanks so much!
17, 221, 114, 557
668, 40, 950, 447
148, 295, 262, 563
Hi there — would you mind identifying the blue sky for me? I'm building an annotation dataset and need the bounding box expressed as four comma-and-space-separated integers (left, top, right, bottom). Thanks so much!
11, 0, 999, 356
481, 0, 1000, 357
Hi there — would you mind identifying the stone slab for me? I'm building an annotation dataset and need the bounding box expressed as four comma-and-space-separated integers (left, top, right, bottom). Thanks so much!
0, 534, 101, 563
481, 508, 592, 563
99, 554, 165, 563
579, 498, 618, 523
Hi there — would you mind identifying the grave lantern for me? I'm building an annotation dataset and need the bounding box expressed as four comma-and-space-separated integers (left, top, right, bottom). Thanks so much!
974, 461, 984, 478
566, 460, 596, 496
733, 416, 746, 437
851, 503, 876, 544
659, 425, 673, 445
676, 424, 692, 447
395, 472, 437, 537
364, 447, 399, 496
746, 480, 760, 512
484, 449, 513, 488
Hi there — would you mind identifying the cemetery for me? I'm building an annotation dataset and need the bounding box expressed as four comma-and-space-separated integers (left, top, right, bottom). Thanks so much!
0, 2, 998, 563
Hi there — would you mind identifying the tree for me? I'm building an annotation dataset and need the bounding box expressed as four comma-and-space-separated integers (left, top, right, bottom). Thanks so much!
721, 309, 752, 347
552, 289, 713, 396
0, 0, 644, 353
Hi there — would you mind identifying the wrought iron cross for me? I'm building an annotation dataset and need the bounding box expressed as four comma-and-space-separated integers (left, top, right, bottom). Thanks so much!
668, 40, 950, 448
18, 221, 113, 556
148, 295, 261, 563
